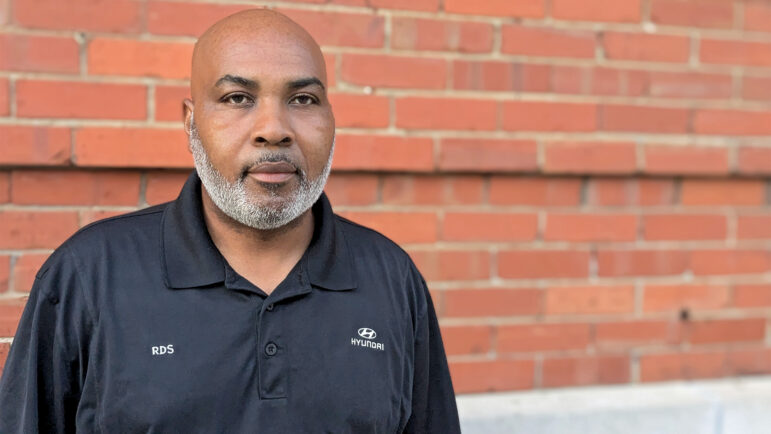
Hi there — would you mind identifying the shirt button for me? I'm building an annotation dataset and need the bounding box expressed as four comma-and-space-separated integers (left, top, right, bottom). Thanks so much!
265, 342, 278, 356
266, 304, 274, 312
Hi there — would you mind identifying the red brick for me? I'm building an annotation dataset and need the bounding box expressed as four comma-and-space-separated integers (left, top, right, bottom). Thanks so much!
369, 0, 439, 11
391, 17, 493, 53
11, 170, 140, 206
640, 351, 727, 382
728, 348, 771, 376
155, 85, 190, 122
0, 126, 70, 166
0, 342, 9, 376
396, 97, 497, 130
79, 210, 127, 226
598, 250, 688, 277
88, 38, 193, 79
278, 9, 385, 48
595, 320, 681, 348
324, 174, 379, 206
0, 0, 8, 24
453, 61, 551, 92
14, 0, 141, 32
0, 256, 8, 292
542, 355, 629, 388
651, 0, 734, 28
12, 254, 49, 293
738, 147, 771, 175
438, 139, 538, 172
0, 77, 8, 116
681, 179, 766, 206
449, 360, 535, 393
444, 0, 544, 17
339, 212, 437, 244
0, 299, 26, 336
442, 213, 538, 242
0, 172, 8, 203
644, 146, 730, 175
0, 211, 79, 249
644, 214, 727, 241
17, 80, 146, 120
693, 109, 771, 135
690, 250, 771, 276
700, 39, 771, 66
545, 285, 635, 315
0, 34, 79, 73
688, 318, 766, 345
75, 128, 191, 168
502, 25, 595, 58
441, 325, 492, 355
147, 1, 249, 36
324, 53, 336, 89
603, 32, 690, 63
738, 215, 771, 240
490, 177, 582, 206
743, 76, 771, 101
498, 250, 590, 279
544, 141, 637, 174
409, 250, 491, 281
587, 179, 677, 206
333, 135, 433, 172
643, 285, 730, 313
503, 101, 597, 132
553, 0, 640, 22
145, 171, 189, 205
329, 94, 390, 128
601, 105, 690, 133
643, 71, 733, 99
734, 284, 771, 308
545, 213, 638, 242
341, 54, 446, 90
745, 2, 771, 33
443, 288, 541, 317
498, 323, 591, 352
381, 175, 484, 205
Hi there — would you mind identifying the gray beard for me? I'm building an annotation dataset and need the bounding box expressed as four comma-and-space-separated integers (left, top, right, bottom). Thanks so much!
188, 114, 334, 230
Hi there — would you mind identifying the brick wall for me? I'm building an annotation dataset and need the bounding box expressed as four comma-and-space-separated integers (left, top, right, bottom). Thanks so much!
1, 0, 771, 394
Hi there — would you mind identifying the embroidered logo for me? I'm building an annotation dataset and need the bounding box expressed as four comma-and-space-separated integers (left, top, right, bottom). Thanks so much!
352, 328, 384, 351
151, 344, 174, 355
358, 328, 377, 340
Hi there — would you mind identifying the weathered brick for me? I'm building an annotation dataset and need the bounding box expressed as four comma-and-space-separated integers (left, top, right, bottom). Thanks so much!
14, 0, 142, 32
745, 2, 771, 33
147, 1, 250, 36
444, 0, 544, 17
701, 39, 771, 66
145, 171, 190, 205
0, 212, 79, 249
88, 39, 194, 79
587, 179, 677, 206
278, 9, 385, 48
391, 17, 493, 53
333, 135, 434, 172
443, 288, 541, 317
651, 0, 734, 28
640, 351, 727, 382
381, 175, 484, 205
644, 146, 730, 175
597, 250, 688, 277
453, 61, 551, 92
690, 250, 771, 276
643, 284, 731, 313
544, 213, 638, 242
449, 360, 535, 394
542, 355, 630, 388
644, 214, 727, 241
738, 215, 771, 240
681, 179, 766, 206
687, 318, 766, 345
329, 94, 390, 128
409, 250, 491, 281
0, 126, 71, 166
595, 320, 681, 348
12, 253, 49, 293
545, 285, 635, 315
11, 170, 140, 206
155, 85, 190, 122
490, 177, 582, 206
734, 285, 771, 308
743, 76, 771, 101
498, 323, 591, 352
396, 97, 497, 130
0, 34, 79, 73
0, 77, 8, 116
738, 147, 771, 175
324, 174, 379, 206
498, 250, 590, 279
438, 139, 538, 172
503, 101, 597, 132
0, 255, 8, 292
553, 0, 640, 22
341, 54, 446, 89
74, 128, 191, 168
442, 213, 538, 242
338, 212, 437, 244
0, 299, 26, 336
603, 32, 690, 63
693, 109, 771, 135
601, 105, 690, 133
544, 141, 637, 174
502, 25, 595, 58
369, 0, 439, 12
441, 325, 492, 355
16, 80, 146, 120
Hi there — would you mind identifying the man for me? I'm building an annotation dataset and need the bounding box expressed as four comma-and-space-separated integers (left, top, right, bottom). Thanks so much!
0, 9, 460, 433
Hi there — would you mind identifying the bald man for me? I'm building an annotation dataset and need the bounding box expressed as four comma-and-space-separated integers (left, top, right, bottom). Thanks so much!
0, 9, 460, 433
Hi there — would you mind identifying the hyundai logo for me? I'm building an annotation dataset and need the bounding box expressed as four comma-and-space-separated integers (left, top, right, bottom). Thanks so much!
358, 328, 377, 340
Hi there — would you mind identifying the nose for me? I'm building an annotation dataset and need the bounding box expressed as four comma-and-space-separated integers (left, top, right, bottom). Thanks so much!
251, 99, 294, 147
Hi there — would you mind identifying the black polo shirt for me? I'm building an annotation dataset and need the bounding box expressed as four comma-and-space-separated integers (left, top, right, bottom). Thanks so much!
0, 172, 460, 433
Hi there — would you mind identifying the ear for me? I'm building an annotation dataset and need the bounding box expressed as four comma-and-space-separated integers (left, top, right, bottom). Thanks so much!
183, 98, 194, 152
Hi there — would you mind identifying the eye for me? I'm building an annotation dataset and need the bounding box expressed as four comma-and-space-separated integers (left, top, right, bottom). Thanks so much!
222, 93, 252, 106
289, 94, 318, 105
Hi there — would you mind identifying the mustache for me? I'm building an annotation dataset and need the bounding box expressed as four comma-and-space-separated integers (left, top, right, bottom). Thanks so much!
240, 153, 303, 178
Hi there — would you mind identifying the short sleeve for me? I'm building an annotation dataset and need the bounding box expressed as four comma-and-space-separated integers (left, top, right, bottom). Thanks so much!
0, 246, 93, 434
403, 262, 461, 433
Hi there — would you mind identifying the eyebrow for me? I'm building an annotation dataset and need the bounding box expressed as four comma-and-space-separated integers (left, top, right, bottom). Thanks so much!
214, 75, 325, 91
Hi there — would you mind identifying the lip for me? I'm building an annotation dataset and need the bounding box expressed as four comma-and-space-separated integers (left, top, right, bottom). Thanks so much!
247, 162, 297, 183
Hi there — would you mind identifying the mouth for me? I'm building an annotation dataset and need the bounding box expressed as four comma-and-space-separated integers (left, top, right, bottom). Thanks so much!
247, 161, 298, 184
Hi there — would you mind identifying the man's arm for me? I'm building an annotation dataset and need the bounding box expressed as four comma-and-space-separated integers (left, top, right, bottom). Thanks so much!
404, 265, 461, 433
0, 246, 92, 433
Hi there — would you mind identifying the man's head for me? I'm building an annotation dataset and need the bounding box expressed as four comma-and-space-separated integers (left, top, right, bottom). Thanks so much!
184, 9, 334, 230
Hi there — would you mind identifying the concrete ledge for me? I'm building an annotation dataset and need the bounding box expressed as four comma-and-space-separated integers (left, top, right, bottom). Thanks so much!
457, 376, 771, 434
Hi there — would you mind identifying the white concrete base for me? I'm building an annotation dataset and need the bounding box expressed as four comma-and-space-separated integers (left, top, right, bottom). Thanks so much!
456, 376, 771, 434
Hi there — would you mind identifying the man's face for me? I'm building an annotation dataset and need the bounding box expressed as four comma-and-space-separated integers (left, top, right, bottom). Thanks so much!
186, 26, 335, 230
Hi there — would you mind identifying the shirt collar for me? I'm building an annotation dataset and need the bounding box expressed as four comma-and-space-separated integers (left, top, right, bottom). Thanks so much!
161, 171, 357, 292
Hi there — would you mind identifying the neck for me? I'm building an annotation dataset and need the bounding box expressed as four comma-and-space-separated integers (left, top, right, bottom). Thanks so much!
200, 187, 314, 293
